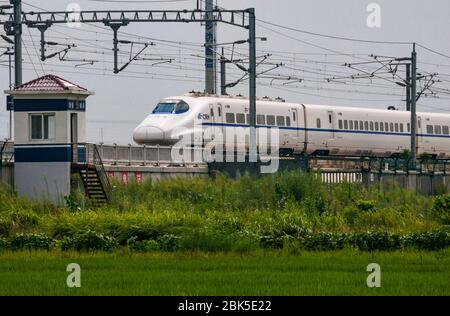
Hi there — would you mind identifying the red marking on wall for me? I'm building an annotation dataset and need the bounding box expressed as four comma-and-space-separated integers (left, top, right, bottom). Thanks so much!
121, 172, 128, 184
135, 172, 142, 184
107, 171, 115, 179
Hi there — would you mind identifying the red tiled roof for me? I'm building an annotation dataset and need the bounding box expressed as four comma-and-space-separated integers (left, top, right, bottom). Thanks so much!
14, 74, 87, 92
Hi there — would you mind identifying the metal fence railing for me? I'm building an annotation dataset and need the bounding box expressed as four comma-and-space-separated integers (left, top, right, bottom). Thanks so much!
0, 141, 14, 165
80, 143, 206, 166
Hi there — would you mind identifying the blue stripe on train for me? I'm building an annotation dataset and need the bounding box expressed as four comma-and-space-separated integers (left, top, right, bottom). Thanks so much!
201, 122, 450, 139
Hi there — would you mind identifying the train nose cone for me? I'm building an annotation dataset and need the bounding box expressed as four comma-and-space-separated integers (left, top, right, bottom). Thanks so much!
133, 126, 164, 144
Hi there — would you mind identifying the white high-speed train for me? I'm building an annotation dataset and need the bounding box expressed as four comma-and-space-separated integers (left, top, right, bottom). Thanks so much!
133, 93, 450, 158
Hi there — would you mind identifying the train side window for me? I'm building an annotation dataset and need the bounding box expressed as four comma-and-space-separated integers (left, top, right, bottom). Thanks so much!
400, 123, 404, 133
226, 113, 235, 124
435, 125, 442, 135
277, 116, 285, 126
354, 120, 359, 130
349, 120, 354, 130
210, 108, 214, 117
344, 120, 348, 129
286, 116, 291, 127
375, 122, 379, 131
338, 120, 343, 129
426, 125, 433, 134
395, 123, 399, 132
364, 121, 369, 130
257, 115, 265, 125
218, 107, 222, 117
385, 122, 389, 132
443, 126, 449, 135
370, 122, 374, 131
379, 122, 384, 132
317, 118, 321, 128
267, 115, 275, 126
407, 123, 411, 132
359, 121, 364, 130
236, 113, 246, 124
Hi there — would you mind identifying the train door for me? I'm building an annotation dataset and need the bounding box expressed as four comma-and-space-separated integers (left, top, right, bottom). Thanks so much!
417, 116, 423, 143
291, 108, 299, 137
417, 115, 424, 154
207, 103, 223, 149
327, 111, 335, 139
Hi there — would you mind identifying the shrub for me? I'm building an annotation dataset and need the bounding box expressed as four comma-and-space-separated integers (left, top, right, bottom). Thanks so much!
355, 199, 377, 212
260, 224, 310, 249
157, 234, 181, 252
0, 236, 9, 250
0, 215, 13, 236
10, 233, 54, 251
300, 232, 346, 251
60, 230, 118, 252
127, 236, 160, 252
403, 231, 450, 251
351, 232, 402, 251
431, 194, 450, 224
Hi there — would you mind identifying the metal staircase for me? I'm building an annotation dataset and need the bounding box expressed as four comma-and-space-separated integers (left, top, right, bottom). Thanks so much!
72, 143, 111, 205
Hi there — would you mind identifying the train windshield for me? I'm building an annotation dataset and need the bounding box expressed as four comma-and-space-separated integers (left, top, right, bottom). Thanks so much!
152, 100, 189, 114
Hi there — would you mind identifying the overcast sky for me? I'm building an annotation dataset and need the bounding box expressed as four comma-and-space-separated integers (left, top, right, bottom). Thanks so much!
1, 0, 449, 144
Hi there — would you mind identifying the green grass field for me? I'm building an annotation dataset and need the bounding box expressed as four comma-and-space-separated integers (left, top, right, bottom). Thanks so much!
0, 250, 449, 296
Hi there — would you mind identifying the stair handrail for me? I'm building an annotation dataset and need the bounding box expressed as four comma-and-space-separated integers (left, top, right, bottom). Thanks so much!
0, 140, 13, 168
92, 143, 112, 199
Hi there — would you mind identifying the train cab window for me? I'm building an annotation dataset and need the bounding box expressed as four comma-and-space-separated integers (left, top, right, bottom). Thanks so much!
370, 122, 374, 131
390, 123, 394, 132
400, 124, 404, 133
316, 118, 321, 128
395, 123, 399, 132
379, 122, 384, 132
277, 116, 285, 126
375, 122, 379, 131
443, 126, 449, 135
426, 125, 433, 134
152, 103, 172, 114
286, 116, 291, 127
407, 123, 411, 132
349, 120, 354, 130
236, 113, 246, 124
364, 121, 369, 130
257, 115, 265, 125
359, 121, 364, 130
267, 115, 276, 126
385, 123, 389, 132
218, 107, 222, 117
338, 120, 343, 129
344, 120, 348, 130
435, 125, 442, 135
354, 120, 359, 130
226, 113, 235, 124
175, 101, 190, 114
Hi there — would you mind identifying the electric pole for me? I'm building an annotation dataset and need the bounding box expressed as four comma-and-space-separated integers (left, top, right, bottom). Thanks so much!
12, 0, 22, 86
410, 43, 417, 169
248, 8, 257, 162
406, 63, 411, 111
204, 0, 216, 94
220, 47, 227, 95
